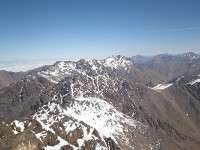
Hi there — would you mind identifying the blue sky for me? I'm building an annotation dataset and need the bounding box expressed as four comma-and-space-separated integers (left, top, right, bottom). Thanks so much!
0, 0, 200, 61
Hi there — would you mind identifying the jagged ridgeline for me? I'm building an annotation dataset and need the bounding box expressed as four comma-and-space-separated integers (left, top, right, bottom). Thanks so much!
0, 54, 200, 150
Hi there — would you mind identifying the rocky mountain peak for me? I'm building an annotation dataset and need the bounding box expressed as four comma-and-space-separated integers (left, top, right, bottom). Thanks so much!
103, 55, 133, 69
37, 55, 134, 84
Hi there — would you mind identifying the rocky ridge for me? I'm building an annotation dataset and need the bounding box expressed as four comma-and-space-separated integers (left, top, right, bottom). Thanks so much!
0, 54, 200, 150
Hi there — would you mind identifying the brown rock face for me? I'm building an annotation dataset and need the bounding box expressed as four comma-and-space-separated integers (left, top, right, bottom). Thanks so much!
0, 70, 24, 89
11, 130, 42, 150
60, 145, 74, 150
66, 127, 84, 146
105, 138, 121, 150
0, 122, 15, 150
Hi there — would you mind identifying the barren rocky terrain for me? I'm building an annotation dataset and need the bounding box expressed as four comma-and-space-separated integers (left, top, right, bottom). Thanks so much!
0, 53, 200, 150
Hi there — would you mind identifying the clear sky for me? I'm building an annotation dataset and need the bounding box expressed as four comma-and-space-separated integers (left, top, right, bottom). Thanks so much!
0, 0, 200, 61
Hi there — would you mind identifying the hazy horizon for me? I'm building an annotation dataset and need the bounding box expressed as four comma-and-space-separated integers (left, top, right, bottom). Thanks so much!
0, 51, 199, 72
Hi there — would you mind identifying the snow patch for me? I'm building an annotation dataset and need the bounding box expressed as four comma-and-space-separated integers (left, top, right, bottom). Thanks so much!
33, 103, 64, 133
63, 120, 77, 133
96, 143, 108, 150
77, 139, 85, 147
11, 120, 25, 134
188, 78, 200, 85
35, 131, 47, 141
151, 83, 173, 90
103, 56, 132, 69
44, 136, 77, 150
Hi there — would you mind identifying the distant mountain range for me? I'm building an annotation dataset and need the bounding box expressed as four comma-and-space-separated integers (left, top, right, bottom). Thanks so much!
0, 52, 200, 150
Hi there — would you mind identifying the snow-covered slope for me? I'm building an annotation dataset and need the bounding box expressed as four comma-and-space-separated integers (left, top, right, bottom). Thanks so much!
38, 55, 133, 84
31, 95, 142, 149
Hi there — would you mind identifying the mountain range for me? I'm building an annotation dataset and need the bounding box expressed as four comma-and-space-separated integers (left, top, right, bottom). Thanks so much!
0, 52, 200, 150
